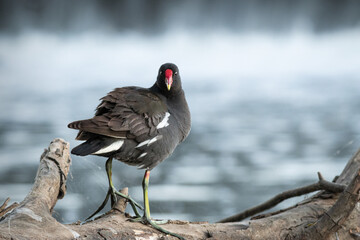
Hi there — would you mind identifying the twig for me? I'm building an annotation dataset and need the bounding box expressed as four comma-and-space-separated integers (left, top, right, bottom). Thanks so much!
217, 172, 346, 223
0, 198, 9, 212
0, 198, 19, 218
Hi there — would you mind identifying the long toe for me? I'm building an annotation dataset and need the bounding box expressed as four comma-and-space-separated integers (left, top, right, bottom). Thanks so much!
130, 216, 185, 240
128, 216, 146, 224
113, 188, 143, 217
86, 188, 112, 220
147, 218, 185, 240
128, 216, 168, 225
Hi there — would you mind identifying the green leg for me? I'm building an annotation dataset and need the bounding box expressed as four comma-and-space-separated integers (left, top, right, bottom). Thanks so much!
106, 158, 143, 216
86, 157, 143, 220
131, 170, 185, 240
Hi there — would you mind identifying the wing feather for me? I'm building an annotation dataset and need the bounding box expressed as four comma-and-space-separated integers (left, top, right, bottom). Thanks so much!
68, 87, 168, 142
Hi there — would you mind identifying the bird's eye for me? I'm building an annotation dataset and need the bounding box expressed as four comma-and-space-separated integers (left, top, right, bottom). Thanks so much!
174, 72, 178, 75
159, 71, 163, 75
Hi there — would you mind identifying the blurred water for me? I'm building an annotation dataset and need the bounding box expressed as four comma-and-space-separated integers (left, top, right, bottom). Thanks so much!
0, 30, 360, 223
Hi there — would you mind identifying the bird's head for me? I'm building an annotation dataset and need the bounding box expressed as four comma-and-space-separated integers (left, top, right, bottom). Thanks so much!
156, 63, 181, 94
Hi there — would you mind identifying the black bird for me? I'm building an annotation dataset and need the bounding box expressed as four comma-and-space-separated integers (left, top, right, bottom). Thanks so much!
68, 63, 191, 239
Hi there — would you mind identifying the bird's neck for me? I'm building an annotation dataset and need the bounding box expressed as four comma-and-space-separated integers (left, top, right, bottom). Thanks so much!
150, 83, 183, 99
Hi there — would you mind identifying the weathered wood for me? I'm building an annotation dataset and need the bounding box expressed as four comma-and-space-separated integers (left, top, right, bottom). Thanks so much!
0, 138, 359, 240
218, 172, 347, 223
301, 169, 360, 239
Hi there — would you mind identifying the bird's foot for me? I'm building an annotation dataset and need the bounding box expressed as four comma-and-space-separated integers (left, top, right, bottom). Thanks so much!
112, 187, 143, 217
129, 216, 169, 225
86, 187, 143, 220
129, 216, 184, 240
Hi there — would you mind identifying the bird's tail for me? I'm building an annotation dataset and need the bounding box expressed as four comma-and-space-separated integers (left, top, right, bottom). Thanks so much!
71, 138, 124, 156
71, 141, 98, 156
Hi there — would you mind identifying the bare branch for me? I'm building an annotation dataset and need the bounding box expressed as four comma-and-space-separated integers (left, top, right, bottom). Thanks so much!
218, 174, 346, 223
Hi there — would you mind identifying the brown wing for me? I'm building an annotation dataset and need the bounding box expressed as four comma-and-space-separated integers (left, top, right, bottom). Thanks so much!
68, 87, 168, 142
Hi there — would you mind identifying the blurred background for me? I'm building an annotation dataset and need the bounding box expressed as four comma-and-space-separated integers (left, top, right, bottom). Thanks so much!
0, 0, 360, 223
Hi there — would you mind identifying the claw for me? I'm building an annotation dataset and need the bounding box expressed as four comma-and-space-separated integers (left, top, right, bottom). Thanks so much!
86, 158, 144, 220
86, 187, 143, 220
129, 216, 184, 240
87, 159, 183, 239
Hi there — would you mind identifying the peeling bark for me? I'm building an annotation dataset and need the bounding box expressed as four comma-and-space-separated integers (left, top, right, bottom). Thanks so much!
0, 138, 359, 240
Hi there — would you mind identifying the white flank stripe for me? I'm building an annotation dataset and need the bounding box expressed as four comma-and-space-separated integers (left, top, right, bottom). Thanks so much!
137, 164, 146, 169
94, 140, 124, 154
138, 152, 147, 159
147, 137, 158, 145
136, 135, 161, 148
136, 139, 151, 148
157, 112, 170, 129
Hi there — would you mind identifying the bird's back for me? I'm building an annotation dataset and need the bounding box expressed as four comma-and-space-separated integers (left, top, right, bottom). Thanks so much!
68, 63, 191, 170
69, 86, 190, 169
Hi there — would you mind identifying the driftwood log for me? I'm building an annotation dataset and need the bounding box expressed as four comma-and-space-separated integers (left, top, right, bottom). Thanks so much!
0, 138, 359, 240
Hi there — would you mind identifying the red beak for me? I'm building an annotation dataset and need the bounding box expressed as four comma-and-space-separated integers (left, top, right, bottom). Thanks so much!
165, 69, 173, 91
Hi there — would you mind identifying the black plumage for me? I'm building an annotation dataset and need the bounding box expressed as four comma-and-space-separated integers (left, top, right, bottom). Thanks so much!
68, 63, 191, 169
68, 63, 190, 239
